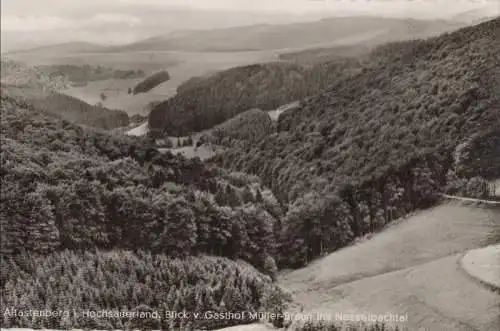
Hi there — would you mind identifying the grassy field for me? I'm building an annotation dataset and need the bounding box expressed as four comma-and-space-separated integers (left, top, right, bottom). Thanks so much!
277, 201, 500, 330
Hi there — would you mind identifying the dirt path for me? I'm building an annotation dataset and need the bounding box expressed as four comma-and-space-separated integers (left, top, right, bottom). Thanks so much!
442, 194, 500, 205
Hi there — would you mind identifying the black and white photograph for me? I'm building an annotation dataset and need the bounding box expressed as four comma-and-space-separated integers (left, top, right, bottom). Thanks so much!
1, 0, 499, 330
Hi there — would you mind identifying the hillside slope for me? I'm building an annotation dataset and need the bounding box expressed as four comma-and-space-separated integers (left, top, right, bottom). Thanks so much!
279, 201, 500, 331
200, 108, 275, 145
0, 94, 289, 329
149, 59, 360, 136
1, 85, 129, 130
213, 17, 500, 267
1, 58, 131, 130
279, 44, 372, 65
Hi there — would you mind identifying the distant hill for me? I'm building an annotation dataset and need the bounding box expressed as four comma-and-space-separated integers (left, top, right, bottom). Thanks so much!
212, 17, 500, 265
107, 16, 466, 53
5, 41, 107, 56
451, 8, 498, 24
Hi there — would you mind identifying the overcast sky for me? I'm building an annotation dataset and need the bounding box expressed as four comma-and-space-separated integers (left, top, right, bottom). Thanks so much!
2, 0, 499, 27
1, 0, 498, 51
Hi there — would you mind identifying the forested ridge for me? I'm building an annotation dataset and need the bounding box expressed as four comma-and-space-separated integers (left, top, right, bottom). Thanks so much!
212, 17, 500, 266
1, 85, 130, 130
199, 108, 276, 146
278, 44, 372, 65
149, 59, 361, 136
0, 96, 289, 329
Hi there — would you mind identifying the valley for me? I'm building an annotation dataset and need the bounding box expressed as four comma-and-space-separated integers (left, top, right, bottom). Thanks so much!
1, 7, 499, 331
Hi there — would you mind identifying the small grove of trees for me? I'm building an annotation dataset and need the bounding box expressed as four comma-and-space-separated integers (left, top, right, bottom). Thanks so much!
133, 70, 170, 94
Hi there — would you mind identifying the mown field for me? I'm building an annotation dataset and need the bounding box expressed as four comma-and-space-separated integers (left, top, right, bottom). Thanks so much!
278, 201, 500, 331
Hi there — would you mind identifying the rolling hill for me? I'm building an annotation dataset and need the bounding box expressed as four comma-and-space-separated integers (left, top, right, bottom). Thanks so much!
212, 17, 500, 266
2, 14, 499, 331
5, 41, 107, 56
107, 16, 466, 53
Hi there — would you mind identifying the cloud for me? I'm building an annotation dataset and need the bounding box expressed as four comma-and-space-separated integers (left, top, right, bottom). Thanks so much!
115, 0, 499, 16
1, 15, 77, 31
91, 13, 142, 26
1, 13, 142, 32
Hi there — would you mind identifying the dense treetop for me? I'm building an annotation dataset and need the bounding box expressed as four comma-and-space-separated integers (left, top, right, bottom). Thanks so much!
1, 94, 289, 329
216, 17, 500, 202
